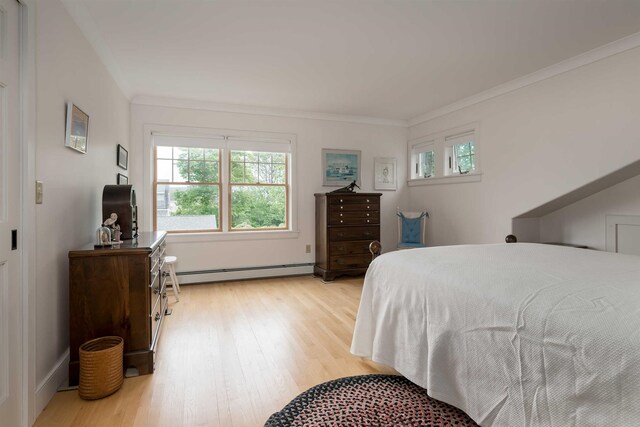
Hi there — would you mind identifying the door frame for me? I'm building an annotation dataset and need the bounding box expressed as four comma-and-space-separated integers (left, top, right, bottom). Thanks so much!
18, 0, 36, 425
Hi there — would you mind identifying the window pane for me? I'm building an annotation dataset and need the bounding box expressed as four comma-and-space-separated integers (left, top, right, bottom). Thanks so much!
203, 161, 219, 182
157, 146, 173, 159
156, 184, 219, 231
470, 142, 475, 154
419, 151, 434, 178
189, 147, 204, 161
175, 147, 189, 160
272, 153, 285, 163
231, 185, 286, 229
231, 162, 244, 183
455, 142, 471, 157
204, 149, 219, 161
189, 161, 205, 182
173, 160, 189, 182
157, 159, 172, 181
231, 151, 244, 162
259, 152, 272, 163
245, 151, 259, 162
244, 163, 258, 184
272, 164, 286, 184
258, 163, 272, 183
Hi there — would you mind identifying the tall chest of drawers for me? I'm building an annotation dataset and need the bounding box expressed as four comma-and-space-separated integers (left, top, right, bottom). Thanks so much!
68, 231, 168, 386
314, 192, 382, 281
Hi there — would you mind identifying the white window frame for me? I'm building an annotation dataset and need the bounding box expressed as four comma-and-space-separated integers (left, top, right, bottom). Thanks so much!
407, 122, 481, 186
143, 124, 299, 242
410, 141, 436, 179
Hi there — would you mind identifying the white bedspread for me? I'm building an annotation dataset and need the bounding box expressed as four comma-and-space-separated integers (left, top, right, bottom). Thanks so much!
351, 243, 640, 426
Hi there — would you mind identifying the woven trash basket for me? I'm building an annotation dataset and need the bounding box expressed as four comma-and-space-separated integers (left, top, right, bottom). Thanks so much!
78, 336, 124, 400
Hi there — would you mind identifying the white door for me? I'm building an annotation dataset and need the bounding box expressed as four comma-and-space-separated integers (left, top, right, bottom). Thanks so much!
0, 0, 23, 425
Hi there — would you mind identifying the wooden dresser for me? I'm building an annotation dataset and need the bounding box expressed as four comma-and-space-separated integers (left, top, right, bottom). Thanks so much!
68, 231, 167, 386
315, 192, 381, 281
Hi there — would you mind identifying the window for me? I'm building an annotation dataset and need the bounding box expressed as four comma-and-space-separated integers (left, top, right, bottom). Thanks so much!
155, 146, 221, 232
410, 142, 435, 179
230, 150, 288, 230
446, 132, 476, 175
153, 133, 292, 233
408, 125, 480, 185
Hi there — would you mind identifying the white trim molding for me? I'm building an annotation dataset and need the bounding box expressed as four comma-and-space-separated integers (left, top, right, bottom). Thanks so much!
408, 173, 482, 187
35, 350, 69, 419
133, 95, 408, 128
409, 31, 640, 127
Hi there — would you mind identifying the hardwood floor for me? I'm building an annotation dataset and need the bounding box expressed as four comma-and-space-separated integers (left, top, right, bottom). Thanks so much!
34, 275, 394, 427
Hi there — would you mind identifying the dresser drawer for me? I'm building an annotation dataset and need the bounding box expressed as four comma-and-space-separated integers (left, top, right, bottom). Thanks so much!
330, 241, 372, 256
330, 203, 379, 212
330, 254, 371, 270
329, 226, 379, 242
329, 211, 379, 226
329, 195, 378, 205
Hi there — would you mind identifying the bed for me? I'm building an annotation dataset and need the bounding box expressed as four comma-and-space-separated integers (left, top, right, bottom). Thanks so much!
351, 243, 640, 426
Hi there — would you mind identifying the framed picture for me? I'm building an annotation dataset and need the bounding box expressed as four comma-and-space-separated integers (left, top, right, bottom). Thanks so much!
374, 157, 397, 190
64, 103, 89, 154
117, 144, 128, 170
322, 149, 361, 186
117, 173, 128, 185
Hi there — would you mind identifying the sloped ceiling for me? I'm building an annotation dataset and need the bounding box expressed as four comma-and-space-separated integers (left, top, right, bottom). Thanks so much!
64, 0, 640, 121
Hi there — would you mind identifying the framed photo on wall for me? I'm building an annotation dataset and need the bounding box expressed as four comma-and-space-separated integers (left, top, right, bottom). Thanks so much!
322, 149, 361, 186
64, 103, 89, 154
374, 157, 397, 190
117, 173, 128, 185
117, 144, 128, 170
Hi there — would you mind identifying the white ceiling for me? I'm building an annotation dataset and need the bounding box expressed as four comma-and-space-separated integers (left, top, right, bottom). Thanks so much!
64, 0, 640, 121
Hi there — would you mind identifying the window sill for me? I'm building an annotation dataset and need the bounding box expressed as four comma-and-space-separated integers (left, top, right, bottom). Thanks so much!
407, 172, 482, 187
165, 230, 300, 244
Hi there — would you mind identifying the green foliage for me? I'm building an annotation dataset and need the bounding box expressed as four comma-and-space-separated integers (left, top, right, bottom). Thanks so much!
231, 186, 286, 229
174, 185, 219, 217
170, 148, 287, 229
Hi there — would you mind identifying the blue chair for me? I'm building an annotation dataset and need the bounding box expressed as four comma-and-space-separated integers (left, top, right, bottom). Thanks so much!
397, 208, 428, 249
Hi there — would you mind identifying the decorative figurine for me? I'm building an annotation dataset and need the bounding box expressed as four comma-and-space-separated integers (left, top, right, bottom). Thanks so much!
330, 180, 360, 193
103, 212, 118, 227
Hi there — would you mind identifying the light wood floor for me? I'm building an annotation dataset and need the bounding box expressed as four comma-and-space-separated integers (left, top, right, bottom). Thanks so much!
35, 275, 394, 427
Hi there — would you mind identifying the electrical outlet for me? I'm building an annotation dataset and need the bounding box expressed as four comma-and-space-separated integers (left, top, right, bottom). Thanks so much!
35, 181, 43, 204
305, 244, 311, 253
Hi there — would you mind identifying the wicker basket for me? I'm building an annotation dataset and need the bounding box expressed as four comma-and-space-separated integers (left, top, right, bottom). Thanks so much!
78, 336, 124, 400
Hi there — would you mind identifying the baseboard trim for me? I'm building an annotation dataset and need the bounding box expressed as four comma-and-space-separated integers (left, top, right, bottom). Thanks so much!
178, 264, 314, 284
35, 350, 69, 417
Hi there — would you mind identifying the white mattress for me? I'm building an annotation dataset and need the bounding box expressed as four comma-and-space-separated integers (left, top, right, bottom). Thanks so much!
351, 243, 640, 426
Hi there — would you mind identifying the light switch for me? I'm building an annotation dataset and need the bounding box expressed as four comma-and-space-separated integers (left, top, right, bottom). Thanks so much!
35, 181, 43, 204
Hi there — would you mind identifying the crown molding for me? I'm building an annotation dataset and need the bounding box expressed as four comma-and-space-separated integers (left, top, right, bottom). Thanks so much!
408, 31, 640, 128
61, 0, 132, 100
131, 95, 408, 127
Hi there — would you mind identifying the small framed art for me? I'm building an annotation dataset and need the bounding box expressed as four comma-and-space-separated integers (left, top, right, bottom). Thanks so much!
65, 103, 89, 154
117, 173, 128, 185
117, 144, 128, 170
374, 157, 397, 190
322, 149, 361, 186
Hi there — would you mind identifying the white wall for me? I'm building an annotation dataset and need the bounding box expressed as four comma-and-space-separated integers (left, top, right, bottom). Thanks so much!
35, 0, 130, 411
130, 104, 408, 277
539, 174, 640, 250
408, 46, 640, 246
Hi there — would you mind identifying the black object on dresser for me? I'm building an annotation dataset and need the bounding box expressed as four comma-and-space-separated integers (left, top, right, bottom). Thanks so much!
315, 192, 381, 281
68, 231, 167, 386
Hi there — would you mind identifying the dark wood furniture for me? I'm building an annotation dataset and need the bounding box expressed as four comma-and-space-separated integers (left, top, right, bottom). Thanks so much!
68, 231, 167, 386
315, 192, 381, 281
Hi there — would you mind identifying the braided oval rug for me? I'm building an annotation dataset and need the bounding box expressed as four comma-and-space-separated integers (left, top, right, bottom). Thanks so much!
265, 374, 479, 427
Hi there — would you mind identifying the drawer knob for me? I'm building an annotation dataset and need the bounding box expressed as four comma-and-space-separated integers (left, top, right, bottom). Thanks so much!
367, 205, 370, 209
366, 199, 370, 202
340, 213, 343, 217
340, 206, 343, 209
366, 213, 370, 217
340, 199, 343, 202
367, 220, 370, 223
340, 220, 343, 223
